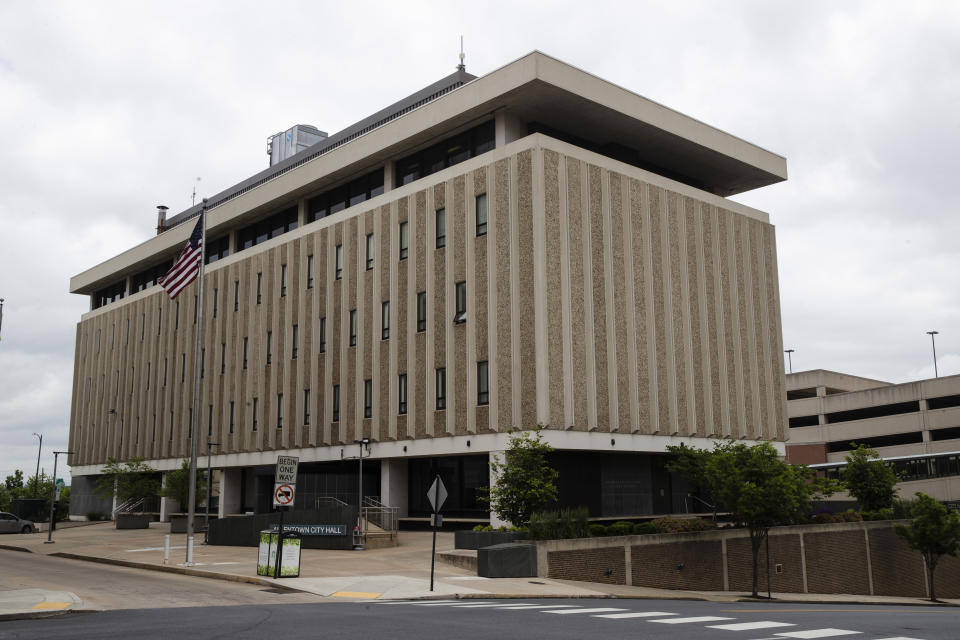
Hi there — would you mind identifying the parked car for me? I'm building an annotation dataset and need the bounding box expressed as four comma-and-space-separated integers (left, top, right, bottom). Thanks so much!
0, 512, 34, 534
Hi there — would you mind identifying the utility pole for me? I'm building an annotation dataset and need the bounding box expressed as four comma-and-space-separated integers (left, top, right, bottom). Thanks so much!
32, 433, 42, 497
45, 451, 74, 544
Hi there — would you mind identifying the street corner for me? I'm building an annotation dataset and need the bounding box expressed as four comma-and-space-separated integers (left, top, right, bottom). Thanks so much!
0, 589, 84, 620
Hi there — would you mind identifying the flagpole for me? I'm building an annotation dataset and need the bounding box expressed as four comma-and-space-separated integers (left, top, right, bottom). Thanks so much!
185, 199, 207, 566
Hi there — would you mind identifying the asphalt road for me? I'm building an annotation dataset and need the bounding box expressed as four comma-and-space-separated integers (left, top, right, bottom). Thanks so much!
0, 549, 321, 610
3, 596, 957, 639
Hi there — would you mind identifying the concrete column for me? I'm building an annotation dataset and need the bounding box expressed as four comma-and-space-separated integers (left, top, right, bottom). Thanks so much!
219, 467, 243, 518
382, 160, 394, 194
489, 450, 508, 528
494, 109, 525, 147
380, 458, 409, 517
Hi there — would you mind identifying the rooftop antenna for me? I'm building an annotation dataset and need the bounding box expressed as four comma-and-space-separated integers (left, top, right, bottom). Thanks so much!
457, 35, 466, 71
191, 177, 201, 206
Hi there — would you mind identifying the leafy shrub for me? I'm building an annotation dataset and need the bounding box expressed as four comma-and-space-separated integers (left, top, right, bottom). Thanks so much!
893, 497, 916, 519
633, 522, 657, 535
861, 508, 894, 521
810, 509, 862, 524
607, 521, 634, 536
559, 507, 590, 539
650, 517, 716, 533
472, 524, 485, 532
588, 523, 607, 537
528, 510, 557, 540
86, 511, 105, 522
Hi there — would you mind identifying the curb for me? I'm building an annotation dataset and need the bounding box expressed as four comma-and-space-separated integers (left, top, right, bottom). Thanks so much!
0, 544, 33, 553
49, 552, 271, 588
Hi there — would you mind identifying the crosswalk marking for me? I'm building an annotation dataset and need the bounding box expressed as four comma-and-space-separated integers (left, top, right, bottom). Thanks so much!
651, 616, 735, 624
413, 601, 492, 606
497, 604, 581, 609
452, 603, 532, 608
708, 621, 797, 631
775, 631, 862, 639
593, 611, 677, 619
545, 607, 627, 615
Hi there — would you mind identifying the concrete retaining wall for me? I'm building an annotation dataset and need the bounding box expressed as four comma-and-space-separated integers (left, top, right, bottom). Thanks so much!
534, 521, 960, 598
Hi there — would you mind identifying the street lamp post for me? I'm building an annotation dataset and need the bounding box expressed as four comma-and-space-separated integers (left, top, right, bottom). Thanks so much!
32, 433, 42, 497
354, 438, 370, 549
204, 441, 220, 543
927, 331, 939, 378
45, 451, 74, 544
784, 349, 795, 374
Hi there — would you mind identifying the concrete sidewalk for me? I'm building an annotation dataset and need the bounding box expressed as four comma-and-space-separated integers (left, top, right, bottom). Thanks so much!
1, 522, 957, 616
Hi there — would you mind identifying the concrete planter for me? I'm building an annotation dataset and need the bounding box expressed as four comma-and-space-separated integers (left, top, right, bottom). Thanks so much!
454, 530, 527, 550
478, 543, 538, 578
115, 513, 152, 529
169, 514, 213, 533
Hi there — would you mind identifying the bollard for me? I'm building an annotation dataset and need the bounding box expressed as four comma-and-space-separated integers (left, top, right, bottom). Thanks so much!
163, 535, 170, 564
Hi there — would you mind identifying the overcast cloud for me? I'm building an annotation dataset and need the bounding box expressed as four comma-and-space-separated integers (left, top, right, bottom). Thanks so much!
1, 1, 958, 481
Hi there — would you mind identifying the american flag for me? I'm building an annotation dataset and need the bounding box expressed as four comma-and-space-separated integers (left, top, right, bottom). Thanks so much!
161, 214, 204, 299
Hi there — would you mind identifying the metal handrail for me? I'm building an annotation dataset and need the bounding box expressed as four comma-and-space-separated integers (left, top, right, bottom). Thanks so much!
315, 495, 349, 508
113, 497, 145, 516
361, 497, 399, 540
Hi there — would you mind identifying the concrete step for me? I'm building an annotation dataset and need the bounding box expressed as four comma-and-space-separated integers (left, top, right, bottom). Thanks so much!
437, 549, 477, 572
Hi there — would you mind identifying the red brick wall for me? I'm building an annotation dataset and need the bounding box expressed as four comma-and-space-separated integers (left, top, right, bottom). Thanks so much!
727, 534, 804, 593
631, 540, 724, 590
547, 546, 625, 585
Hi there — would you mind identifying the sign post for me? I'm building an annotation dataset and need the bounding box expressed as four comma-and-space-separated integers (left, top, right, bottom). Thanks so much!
426, 475, 448, 592
272, 456, 298, 578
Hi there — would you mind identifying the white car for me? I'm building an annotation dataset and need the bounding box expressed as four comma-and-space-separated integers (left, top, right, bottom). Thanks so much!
0, 512, 34, 534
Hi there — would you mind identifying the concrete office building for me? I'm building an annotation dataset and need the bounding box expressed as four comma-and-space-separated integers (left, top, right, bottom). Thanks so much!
67, 52, 789, 523
786, 369, 960, 503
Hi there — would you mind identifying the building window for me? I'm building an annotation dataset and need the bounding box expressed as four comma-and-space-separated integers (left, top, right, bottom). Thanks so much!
213, 288, 218, 317
142, 312, 146, 338
181, 353, 186, 383
477, 361, 489, 405
319, 317, 326, 353
157, 309, 162, 335
366, 233, 374, 270
364, 379, 372, 419
237, 206, 297, 250
417, 291, 427, 332
277, 393, 283, 429
266, 331, 272, 364
306, 255, 314, 289
208, 404, 213, 437
152, 415, 156, 442
243, 337, 248, 369
303, 389, 311, 425
169, 411, 174, 441
453, 281, 467, 323
193, 297, 198, 324
349, 310, 357, 347
398, 374, 408, 415
234, 280, 240, 311
292, 324, 299, 359
281, 264, 287, 297
229, 401, 235, 434
205, 235, 230, 264
257, 272, 263, 304
436, 367, 446, 411
220, 342, 226, 375
306, 168, 384, 223
199, 349, 204, 378
436, 208, 446, 248
163, 358, 167, 386
252, 397, 259, 431
394, 120, 495, 187
476, 193, 487, 236
335, 244, 343, 280
146, 362, 151, 390
332, 384, 340, 422
175, 301, 179, 330
399, 221, 408, 260
381, 301, 390, 340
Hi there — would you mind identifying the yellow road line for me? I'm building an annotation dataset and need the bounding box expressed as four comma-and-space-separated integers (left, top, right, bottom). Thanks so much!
332, 591, 382, 599
31, 602, 72, 611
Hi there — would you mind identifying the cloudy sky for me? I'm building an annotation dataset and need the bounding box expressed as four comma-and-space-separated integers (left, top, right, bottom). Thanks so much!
1, 1, 958, 482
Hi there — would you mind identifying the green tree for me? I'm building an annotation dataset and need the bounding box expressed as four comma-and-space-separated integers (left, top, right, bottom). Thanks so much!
159, 459, 206, 511
481, 426, 558, 527
94, 457, 160, 506
5, 470, 24, 492
894, 492, 960, 602
842, 444, 899, 512
669, 440, 835, 598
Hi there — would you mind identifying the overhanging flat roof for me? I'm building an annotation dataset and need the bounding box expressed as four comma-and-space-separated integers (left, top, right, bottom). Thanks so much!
71, 51, 787, 295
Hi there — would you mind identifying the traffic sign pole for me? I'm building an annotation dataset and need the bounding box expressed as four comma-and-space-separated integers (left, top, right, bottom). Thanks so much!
274, 506, 285, 578
430, 475, 439, 591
